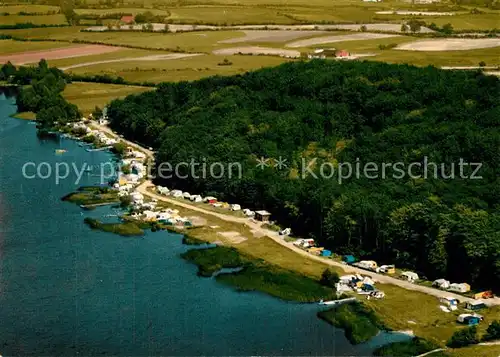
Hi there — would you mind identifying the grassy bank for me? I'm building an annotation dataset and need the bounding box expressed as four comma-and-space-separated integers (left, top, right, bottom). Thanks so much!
182, 235, 209, 245
318, 302, 387, 344
373, 337, 444, 356
83, 217, 144, 236
61, 186, 119, 206
181, 246, 246, 277
11, 111, 35, 120
217, 263, 336, 302
181, 245, 335, 302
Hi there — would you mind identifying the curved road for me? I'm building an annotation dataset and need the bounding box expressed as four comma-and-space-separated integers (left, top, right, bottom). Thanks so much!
61, 53, 202, 70
136, 180, 500, 307
97, 121, 500, 307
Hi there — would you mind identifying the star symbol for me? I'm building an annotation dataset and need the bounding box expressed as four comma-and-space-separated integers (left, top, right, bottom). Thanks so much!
256, 157, 270, 170
274, 156, 288, 170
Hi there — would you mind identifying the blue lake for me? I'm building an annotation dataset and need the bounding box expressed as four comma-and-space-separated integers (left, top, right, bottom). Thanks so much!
0, 92, 409, 356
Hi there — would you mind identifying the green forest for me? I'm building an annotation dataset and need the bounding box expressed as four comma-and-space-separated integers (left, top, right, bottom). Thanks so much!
80, 60, 500, 291
1, 60, 80, 132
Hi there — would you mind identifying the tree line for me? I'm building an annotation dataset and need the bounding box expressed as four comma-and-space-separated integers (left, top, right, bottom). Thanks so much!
1, 60, 81, 132
90, 60, 500, 291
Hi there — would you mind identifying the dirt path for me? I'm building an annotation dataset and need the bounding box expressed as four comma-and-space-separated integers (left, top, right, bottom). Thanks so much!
415, 348, 447, 357
85, 23, 434, 34
286, 33, 400, 48
61, 53, 202, 70
397, 38, 500, 51
218, 30, 328, 44
90, 122, 155, 158
212, 46, 300, 57
97, 123, 500, 307
135, 179, 500, 307
0, 45, 122, 65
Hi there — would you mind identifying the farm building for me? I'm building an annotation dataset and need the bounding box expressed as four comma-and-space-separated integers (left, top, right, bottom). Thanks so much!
433, 279, 451, 289
401, 271, 419, 282
255, 210, 271, 222
465, 301, 486, 311
120, 15, 135, 24
335, 50, 350, 58
449, 283, 471, 293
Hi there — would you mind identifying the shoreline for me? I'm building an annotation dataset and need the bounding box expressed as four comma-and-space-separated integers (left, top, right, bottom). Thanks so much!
40, 110, 497, 355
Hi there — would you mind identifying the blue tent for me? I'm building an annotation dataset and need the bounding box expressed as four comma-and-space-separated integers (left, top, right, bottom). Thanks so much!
343, 255, 356, 264
464, 316, 481, 325
362, 283, 375, 291
321, 250, 332, 257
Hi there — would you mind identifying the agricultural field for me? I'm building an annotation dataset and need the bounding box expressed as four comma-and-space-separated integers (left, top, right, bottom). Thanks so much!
46, 48, 173, 68
0, 44, 126, 65
167, 6, 294, 25
424, 12, 500, 31
62, 82, 153, 114
0, 40, 74, 55
0, 28, 247, 53
63, 54, 290, 83
0, 4, 60, 14
0, 14, 67, 25
74, 8, 170, 16
374, 47, 500, 67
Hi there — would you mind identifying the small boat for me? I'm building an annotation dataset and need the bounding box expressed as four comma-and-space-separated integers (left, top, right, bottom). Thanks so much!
55, 149, 67, 154
319, 300, 339, 306
319, 297, 357, 306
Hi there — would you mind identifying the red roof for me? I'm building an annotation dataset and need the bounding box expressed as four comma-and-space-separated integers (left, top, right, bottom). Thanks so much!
120, 15, 135, 24
336, 50, 350, 57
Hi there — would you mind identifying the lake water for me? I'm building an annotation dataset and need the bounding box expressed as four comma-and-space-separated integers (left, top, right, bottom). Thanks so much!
0, 92, 408, 356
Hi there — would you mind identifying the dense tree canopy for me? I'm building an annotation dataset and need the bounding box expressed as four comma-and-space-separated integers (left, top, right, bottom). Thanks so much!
106, 60, 500, 291
3, 61, 81, 131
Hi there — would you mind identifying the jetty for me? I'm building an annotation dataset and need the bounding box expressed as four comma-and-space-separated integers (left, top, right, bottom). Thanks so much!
318, 297, 357, 306
80, 201, 119, 209
86, 146, 112, 152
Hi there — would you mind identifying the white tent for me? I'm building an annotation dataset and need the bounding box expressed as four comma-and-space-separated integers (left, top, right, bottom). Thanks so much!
433, 279, 450, 289
171, 190, 183, 198
402, 271, 419, 282
190, 195, 203, 202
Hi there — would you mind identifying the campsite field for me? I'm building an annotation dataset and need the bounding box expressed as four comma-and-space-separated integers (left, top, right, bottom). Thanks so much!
62, 82, 152, 114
